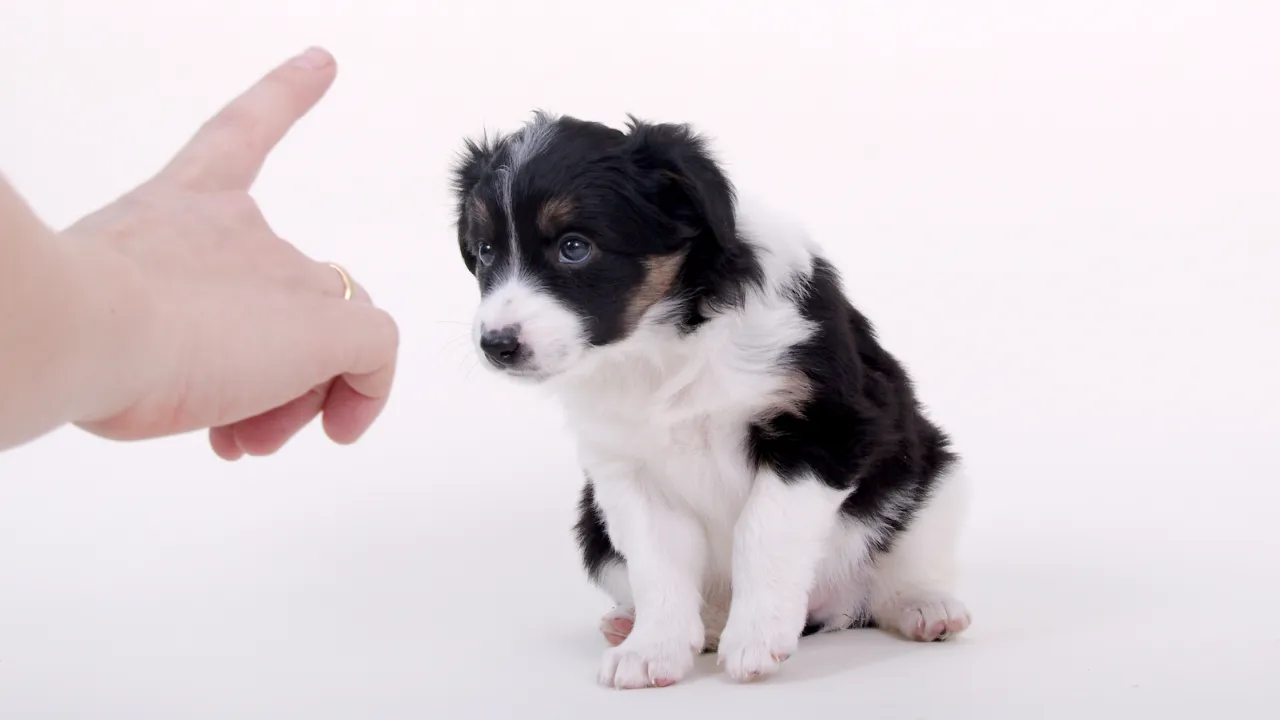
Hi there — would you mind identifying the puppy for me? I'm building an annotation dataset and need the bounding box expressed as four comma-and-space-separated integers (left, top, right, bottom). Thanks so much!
450, 112, 971, 689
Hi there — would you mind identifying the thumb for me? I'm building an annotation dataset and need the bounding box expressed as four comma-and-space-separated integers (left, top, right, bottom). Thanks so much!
314, 298, 401, 426
207, 299, 398, 459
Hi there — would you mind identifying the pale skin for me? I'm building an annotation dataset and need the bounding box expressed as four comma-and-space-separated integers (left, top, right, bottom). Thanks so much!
0, 47, 399, 456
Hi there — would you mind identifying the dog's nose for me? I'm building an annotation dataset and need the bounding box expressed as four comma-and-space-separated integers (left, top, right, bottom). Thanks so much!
479, 327, 523, 366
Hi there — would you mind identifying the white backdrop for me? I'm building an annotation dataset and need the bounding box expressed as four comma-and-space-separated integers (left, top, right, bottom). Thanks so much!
2, 1, 1278, 718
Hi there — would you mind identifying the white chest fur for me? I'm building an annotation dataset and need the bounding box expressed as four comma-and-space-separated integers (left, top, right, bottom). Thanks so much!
555, 287, 815, 566
552, 195, 825, 560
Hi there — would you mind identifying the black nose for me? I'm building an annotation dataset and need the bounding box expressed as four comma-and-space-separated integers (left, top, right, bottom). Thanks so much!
479, 327, 523, 367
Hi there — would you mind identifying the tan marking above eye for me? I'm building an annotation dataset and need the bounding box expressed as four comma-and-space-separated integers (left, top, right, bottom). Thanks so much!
537, 196, 576, 237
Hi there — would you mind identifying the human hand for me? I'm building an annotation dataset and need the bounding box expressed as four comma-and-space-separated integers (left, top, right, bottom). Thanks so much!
60, 47, 399, 459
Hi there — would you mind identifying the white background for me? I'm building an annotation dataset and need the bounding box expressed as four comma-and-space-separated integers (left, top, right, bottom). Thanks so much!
2, 1, 1278, 717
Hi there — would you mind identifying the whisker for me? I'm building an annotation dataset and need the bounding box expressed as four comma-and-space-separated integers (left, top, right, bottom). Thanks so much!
439, 333, 472, 353
462, 355, 484, 381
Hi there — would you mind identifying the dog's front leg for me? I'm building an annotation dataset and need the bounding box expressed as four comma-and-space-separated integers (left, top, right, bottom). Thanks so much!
718, 467, 850, 682
589, 460, 707, 690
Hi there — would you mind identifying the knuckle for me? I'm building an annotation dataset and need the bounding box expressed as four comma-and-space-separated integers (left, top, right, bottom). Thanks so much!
378, 309, 402, 349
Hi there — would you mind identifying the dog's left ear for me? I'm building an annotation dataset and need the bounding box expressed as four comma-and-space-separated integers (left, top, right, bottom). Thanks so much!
450, 133, 501, 276
624, 116, 738, 252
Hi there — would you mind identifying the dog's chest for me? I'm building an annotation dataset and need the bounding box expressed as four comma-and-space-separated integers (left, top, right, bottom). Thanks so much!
561, 299, 811, 525
580, 412, 755, 540
641, 411, 752, 516
564, 360, 773, 521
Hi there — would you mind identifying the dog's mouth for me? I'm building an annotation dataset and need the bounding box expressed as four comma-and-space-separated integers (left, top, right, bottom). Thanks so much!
484, 361, 554, 383
512, 370, 551, 382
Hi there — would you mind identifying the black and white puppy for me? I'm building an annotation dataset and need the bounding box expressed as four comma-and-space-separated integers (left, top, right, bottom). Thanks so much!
451, 112, 971, 689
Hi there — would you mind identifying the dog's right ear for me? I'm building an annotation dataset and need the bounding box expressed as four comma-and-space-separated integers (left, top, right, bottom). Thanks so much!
623, 116, 738, 254
450, 133, 501, 276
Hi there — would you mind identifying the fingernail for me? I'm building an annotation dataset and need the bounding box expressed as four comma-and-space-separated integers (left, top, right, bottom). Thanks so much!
290, 46, 334, 70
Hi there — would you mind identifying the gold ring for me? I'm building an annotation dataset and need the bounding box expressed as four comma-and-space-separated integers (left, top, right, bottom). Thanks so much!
327, 262, 353, 300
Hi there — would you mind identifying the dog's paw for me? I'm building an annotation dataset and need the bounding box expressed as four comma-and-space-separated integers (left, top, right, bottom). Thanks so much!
884, 593, 971, 642
599, 607, 635, 647
598, 633, 697, 690
716, 616, 800, 683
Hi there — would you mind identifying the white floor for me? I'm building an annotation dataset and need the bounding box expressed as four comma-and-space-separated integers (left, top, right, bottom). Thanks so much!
2, 349, 1277, 719
3, 1, 1279, 717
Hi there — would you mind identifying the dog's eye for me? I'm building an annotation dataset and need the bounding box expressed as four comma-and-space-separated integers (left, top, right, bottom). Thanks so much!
557, 234, 592, 264
476, 243, 495, 266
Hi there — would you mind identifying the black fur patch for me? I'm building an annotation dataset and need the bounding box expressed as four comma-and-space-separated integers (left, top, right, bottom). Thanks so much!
748, 258, 958, 553
573, 479, 623, 583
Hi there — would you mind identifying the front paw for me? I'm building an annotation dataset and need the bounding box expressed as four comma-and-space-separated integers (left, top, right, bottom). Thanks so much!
716, 615, 801, 683
598, 633, 698, 690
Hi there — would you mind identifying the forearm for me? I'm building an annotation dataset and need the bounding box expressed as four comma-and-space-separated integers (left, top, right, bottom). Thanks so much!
0, 176, 139, 450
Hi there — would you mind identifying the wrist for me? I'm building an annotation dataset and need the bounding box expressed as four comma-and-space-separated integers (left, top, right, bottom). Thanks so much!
0, 187, 131, 447
0, 184, 85, 447
0, 177, 161, 449
58, 235, 161, 433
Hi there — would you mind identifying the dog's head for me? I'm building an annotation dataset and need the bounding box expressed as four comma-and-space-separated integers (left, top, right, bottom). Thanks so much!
450, 112, 750, 382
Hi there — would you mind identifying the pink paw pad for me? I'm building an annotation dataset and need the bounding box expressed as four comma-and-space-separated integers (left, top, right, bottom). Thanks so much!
600, 610, 635, 647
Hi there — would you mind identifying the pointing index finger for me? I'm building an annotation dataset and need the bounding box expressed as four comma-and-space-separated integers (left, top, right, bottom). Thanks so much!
158, 47, 338, 191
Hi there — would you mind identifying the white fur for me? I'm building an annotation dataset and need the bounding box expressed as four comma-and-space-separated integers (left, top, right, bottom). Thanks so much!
496, 113, 557, 269
807, 463, 971, 640
717, 469, 852, 681
588, 456, 708, 689
868, 466, 972, 641
471, 270, 587, 380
